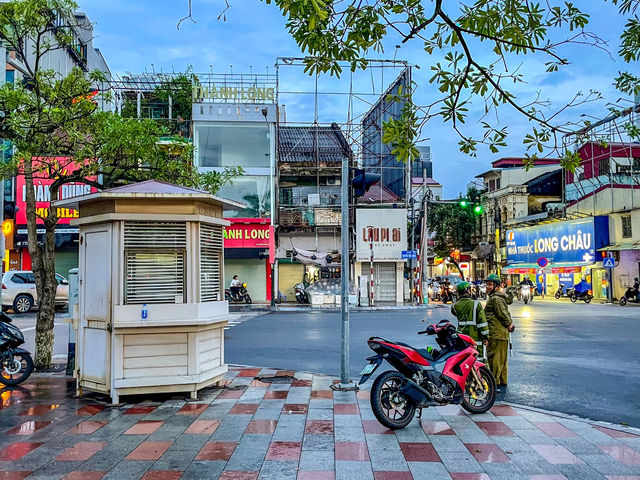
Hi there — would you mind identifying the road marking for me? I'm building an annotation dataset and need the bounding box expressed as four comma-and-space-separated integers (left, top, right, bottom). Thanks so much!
21, 326, 36, 332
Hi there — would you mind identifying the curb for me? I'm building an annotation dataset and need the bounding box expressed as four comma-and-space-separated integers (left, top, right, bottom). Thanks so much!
499, 401, 640, 436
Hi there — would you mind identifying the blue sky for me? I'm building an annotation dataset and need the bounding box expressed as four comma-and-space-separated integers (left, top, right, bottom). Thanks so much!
80, 1, 634, 197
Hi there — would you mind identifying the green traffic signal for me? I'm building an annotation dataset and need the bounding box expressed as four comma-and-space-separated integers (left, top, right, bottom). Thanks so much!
474, 205, 483, 214
459, 200, 467, 207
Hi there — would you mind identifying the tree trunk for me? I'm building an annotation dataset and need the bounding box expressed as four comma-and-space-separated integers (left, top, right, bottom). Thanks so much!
24, 157, 59, 371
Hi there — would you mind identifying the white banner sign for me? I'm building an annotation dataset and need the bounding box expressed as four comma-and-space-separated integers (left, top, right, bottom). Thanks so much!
356, 208, 407, 262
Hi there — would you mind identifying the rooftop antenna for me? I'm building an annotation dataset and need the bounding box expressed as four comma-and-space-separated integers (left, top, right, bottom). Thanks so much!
249, 65, 253, 75
209, 64, 213, 75
151, 63, 155, 74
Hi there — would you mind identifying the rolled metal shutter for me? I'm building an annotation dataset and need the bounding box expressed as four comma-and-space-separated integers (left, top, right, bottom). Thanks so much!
200, 224, 223, 302
124, 222, 187, 304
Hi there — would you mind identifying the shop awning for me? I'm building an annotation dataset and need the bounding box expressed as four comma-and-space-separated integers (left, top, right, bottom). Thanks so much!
501, 264, 538, 274
598, 242, 640, 251
502, 262, 594, 274
471, 243, 494, 260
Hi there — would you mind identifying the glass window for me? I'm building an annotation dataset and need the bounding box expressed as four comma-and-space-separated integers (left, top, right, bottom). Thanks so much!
217, 175, 271, 218
622, 215, 632, 239
10, 273, 28, 284
194, 122, 270, 168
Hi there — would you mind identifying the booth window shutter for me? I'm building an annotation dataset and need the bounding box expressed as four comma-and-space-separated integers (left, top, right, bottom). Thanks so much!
124, 222, 187, 304
200, 223, 223, 302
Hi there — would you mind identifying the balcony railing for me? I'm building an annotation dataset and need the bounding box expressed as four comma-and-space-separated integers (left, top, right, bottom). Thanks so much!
279, 206, 342, 227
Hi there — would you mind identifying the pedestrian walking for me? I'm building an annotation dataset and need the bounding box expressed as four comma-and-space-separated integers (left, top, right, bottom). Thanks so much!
483, 274, 515, 392
450, 281, 489, 358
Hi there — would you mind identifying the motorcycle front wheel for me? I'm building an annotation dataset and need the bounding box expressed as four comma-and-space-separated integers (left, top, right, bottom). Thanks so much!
1, 352, 34, 386
555, 292, 561, 299
523, 297, 529, 304
462, 365, 496, 414
370, 370, 416, 430
619, 297, 628, 306
570, 294, 577, 303
244, 294, 252, 304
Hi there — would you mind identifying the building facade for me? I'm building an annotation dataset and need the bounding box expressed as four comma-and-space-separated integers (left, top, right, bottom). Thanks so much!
191, 74, 280, 303
275, 124, 353, 302
472, 157, 562, 280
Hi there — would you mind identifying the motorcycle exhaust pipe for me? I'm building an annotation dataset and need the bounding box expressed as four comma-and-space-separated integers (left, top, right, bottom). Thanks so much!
398, 378, 434, 406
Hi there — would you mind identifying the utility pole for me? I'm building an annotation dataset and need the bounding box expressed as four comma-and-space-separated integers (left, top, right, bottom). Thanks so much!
338, 145, 351, 387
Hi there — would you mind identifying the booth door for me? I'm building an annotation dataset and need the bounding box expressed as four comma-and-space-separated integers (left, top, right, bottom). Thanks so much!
79, 224, 112, 389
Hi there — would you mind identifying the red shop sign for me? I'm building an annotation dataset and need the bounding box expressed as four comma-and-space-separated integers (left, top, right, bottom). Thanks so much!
15, 157, 99, 226
550, 266, 581, 274
224, 219, 271, 248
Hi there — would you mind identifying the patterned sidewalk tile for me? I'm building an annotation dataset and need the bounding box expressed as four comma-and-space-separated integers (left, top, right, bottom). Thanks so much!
1, 371, 639, 479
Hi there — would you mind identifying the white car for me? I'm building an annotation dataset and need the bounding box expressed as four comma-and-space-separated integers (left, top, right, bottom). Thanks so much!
1, 271, 69, 314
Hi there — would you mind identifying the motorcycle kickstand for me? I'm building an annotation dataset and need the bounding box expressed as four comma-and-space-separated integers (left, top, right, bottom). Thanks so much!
417, 407, 423, 420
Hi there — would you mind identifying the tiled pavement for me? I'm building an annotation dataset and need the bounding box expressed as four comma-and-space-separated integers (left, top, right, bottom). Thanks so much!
1, 368, 640, 480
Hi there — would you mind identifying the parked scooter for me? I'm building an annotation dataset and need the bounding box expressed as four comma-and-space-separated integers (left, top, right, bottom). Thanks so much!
225, 283, 252, 304
294, 283, 310, 304
358, 319, 496, 430
619, 285, 640, 306
554, 284, 568, 299
0, 312, 33, 386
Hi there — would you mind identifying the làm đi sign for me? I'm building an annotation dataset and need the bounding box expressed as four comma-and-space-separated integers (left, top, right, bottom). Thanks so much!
193, 85, 275, 103
506, 217, 609, 265
223, 219, 271, 249
356, 208, 407, 262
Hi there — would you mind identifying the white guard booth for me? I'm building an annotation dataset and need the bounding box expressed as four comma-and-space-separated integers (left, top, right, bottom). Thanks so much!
59, 180, 243, 403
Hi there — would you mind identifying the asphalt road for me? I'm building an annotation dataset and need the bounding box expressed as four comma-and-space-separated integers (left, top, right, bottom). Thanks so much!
10, 312, 70, 363
224, 299, 640, 427
13, 300, 640, 426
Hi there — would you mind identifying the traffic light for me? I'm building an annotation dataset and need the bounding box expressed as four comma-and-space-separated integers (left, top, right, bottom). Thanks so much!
458, 199, 483, 215
1, 219, 13, 261
351, 168, 381, 197
2, 220, 13, 237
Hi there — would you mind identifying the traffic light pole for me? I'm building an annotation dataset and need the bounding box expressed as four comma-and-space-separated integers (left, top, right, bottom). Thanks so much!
338, 150, 351, 387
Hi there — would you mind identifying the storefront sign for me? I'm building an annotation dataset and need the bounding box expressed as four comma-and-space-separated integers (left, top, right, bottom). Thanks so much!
506, 217, 609, 265
15, 158, 99, 226
356, 208, 407, 261
193, 85, 275, 103
223, 219, 271, 249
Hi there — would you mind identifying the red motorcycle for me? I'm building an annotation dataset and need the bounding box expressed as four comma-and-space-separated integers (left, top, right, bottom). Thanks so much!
359, 319, 496, 429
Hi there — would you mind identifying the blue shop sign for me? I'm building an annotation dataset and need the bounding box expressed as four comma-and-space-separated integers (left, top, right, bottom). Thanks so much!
506, 217, 609, 265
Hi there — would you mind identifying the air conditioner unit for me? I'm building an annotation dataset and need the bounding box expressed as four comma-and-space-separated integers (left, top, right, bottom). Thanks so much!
326, 178, 341, 186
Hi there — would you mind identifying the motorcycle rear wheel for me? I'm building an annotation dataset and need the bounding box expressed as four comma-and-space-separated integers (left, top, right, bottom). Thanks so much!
585, 296, 592, 304
461, 366, 496, 414
1, 352, 34, 386
570, 294, 577, 303
370, 370, 416, 430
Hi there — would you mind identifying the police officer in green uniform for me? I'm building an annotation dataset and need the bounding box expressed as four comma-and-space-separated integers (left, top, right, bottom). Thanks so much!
483, 274, 515, 391
451, 282, 489, 357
